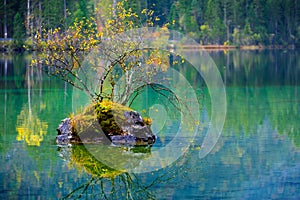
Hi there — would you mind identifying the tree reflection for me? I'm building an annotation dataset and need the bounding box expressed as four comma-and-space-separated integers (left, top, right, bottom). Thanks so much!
15, 63, 49, 146
16, 105, 48, 146
208, 50, 300, 147
58, 145, 179, 199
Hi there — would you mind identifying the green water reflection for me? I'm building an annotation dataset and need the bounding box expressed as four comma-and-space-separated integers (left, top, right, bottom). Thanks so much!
0, 50, 299, 199
57, 145, 162, 199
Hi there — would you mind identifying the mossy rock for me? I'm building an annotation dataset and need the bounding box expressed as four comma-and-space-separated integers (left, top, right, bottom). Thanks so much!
56, 101, 155, 145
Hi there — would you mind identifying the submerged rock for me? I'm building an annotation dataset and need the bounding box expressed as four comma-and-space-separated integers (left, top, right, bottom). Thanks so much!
56, 101, 156, 146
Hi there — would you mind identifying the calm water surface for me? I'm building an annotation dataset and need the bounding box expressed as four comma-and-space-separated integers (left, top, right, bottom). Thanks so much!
0, 51, 299, 199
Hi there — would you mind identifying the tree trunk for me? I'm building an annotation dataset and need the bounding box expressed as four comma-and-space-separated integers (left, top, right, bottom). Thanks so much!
64, 0, 67, 27
27, 0, 30, 36
94, 0, 104, 33
4, 0, 7, 38
223, 1, 228, 42
38, 0, 42, 36
295, 0, 298, 35
113, 0, 116, 17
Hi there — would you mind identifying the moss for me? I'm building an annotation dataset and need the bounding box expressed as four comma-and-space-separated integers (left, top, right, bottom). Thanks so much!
71, 101, 152, 140
142, 117, 152, 126
95, 101, 132, 136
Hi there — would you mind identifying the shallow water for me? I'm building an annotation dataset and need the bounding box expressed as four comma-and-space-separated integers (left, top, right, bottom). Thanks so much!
0, 50, 299, 199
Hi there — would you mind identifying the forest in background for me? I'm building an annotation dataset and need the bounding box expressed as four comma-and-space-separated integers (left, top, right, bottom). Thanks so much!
0, 0, 300, 48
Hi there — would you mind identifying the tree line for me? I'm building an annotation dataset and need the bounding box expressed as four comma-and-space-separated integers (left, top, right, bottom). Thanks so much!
1, 0, 300, 48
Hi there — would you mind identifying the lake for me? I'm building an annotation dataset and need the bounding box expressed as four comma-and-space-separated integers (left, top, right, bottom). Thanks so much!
0, 50, 299, 199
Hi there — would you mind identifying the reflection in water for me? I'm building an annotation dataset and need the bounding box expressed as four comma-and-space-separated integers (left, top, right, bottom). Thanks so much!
210, 50, 300, 147
0, 51, 300, 199
224, 85, 300, 147
15, 63, 48, 146
58, 145, 173, 199
16, 105, 48, 146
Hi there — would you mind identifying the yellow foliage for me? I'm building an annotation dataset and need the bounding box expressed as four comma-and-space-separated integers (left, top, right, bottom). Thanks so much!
142, 117, 152, 126
33, 0, 171, 104
200, 24, 209, 31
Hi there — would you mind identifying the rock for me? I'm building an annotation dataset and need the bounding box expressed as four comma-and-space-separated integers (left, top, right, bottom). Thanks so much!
124, 111, 144, 125
56, 101, 156, 146
56, 118, 80, 144
56, 118, 72, 144
57, 118, 72, 135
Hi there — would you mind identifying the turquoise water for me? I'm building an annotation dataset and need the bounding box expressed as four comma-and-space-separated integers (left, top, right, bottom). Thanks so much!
0, 51, 299, 199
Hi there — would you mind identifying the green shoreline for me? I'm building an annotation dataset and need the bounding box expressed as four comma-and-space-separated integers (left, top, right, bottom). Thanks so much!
0, 40, 298, 52
180, 44, 297, 51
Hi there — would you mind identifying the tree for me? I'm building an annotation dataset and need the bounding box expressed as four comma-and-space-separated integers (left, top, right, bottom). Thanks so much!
2, 0, 300, 47
13, 12, 26, 49
73, 0, 89, 20
26, 0, 30, 36
32, 0, 170, 105
205, 0, 226, 44
0, 0, 17, 38
191, 0, 206, 26
3, 0, 7, 38
222, 0, 233, 42
43, 0, 64, 31
169, 1, 180, 30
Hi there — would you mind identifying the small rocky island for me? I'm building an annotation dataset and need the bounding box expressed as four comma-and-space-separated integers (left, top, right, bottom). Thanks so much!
56, 101, 156, 146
